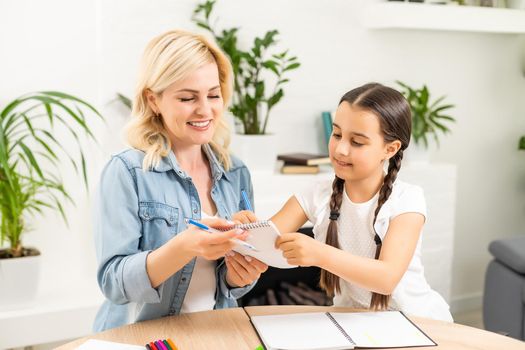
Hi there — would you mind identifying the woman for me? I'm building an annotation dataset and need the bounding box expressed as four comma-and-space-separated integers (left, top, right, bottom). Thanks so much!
93, 30, 267, 332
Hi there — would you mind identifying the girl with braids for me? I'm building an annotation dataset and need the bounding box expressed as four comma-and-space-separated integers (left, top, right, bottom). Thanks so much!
272, 83, 452, 321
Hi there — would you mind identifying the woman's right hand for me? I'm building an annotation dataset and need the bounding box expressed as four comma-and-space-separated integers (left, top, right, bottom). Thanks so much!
178, 218, 247, 260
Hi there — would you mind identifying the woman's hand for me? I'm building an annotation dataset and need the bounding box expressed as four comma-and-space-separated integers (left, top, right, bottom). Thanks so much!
178, 218, 247, 260
232, 210, 258, 224
224, 251, 268, 287
276, 232, 327, 267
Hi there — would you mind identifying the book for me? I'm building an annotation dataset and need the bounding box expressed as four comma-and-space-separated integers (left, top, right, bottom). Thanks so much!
281, 164, 320, 174
277, 153, 331, 166
250, 311, 436, 350
321, 111, 333, 148
230, 221, 296, 269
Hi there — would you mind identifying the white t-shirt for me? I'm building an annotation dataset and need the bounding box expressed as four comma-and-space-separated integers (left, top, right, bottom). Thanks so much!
180, 211, 217, 313
295, 179, 453, 322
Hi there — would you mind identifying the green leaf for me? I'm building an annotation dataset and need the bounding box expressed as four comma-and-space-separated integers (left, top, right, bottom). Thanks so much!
519, 136, 525, 150
262, 60, 279, 75
283, 62, 301, 72
116, 93, 132, 109
81, 152, 88, 191
267, 89, 284, 110
17, 141, 44, 179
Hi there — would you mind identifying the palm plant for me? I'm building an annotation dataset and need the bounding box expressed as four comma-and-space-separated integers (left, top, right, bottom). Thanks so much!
397, 81, 455, 148
0, 91, 103, 258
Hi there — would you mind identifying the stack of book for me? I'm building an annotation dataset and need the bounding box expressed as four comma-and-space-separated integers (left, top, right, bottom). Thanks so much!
277, 153, 331, 174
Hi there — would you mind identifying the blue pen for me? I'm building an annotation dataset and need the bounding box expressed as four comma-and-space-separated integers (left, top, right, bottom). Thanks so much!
185, 218, 258, 251
241, 189, 253, 211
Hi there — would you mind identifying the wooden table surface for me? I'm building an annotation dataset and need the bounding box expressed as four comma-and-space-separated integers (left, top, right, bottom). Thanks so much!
55, 307, 261, 350
246, 305, 525, 350
57, 305, 525, 350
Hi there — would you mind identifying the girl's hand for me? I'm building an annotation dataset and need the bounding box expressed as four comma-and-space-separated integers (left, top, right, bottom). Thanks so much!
224, 251, 268, 287
232, 210, 258, 224
178, 218, 247, 260
276, 232, 326, 267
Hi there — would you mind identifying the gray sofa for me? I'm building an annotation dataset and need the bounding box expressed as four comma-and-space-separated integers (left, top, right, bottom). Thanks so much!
483, 235, 525, 340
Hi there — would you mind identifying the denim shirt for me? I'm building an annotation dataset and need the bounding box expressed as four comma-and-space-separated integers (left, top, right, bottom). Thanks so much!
93, 145, 255, 332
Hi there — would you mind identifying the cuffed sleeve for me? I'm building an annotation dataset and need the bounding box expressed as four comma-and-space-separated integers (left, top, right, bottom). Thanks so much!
94, 156, 159, 305
217, 260, 255, 300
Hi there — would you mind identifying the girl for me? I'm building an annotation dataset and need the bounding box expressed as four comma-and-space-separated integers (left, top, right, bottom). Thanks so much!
93, 30, 267, 332
273, 83, 452, 321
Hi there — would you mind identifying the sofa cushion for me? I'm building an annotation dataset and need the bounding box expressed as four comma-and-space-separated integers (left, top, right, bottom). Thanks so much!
489, 236, 525, 274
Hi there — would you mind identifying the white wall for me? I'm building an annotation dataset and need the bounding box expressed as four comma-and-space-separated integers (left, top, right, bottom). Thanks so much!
1, 0, 525, 313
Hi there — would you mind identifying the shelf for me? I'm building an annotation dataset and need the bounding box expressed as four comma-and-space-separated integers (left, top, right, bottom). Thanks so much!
362, 2, 525, 34
0, 283, 103, 349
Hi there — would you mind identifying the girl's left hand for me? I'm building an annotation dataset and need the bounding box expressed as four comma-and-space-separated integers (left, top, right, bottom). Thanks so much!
232, 210, 258, 224
225, 251, 268, 287
276, 232, 326, 267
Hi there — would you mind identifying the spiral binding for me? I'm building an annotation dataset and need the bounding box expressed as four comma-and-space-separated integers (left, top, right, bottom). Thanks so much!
235, 220, 271, 230
217, 220, 271, 231
325, 312, 355, 346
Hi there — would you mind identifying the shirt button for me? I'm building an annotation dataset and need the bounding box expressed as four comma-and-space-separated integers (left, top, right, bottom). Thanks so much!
181, 277, 187, 282
193, 208, 198, 214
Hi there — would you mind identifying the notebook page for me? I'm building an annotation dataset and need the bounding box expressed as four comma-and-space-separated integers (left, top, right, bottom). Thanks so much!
232, 221, 296, 269
329, 311, 435, 348
251, 312, 354, 350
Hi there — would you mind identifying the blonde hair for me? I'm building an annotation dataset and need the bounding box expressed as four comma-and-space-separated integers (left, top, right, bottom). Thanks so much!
126, 29, 233, 171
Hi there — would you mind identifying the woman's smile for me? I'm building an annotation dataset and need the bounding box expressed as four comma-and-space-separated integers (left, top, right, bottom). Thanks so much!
186, 119, 212, 131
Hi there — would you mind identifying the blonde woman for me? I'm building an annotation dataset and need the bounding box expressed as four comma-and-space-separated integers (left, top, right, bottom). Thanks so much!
93, 30, 267, 331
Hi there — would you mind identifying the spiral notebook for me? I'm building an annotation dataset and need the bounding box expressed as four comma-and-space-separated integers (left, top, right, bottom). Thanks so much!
230, 220, 296, 269
250, 311, 436, 350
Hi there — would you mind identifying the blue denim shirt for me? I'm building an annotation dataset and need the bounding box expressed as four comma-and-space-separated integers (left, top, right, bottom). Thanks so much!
93, 145, 255, 332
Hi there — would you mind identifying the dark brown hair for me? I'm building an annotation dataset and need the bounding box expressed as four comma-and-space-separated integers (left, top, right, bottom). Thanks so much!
319, 83, 412, 310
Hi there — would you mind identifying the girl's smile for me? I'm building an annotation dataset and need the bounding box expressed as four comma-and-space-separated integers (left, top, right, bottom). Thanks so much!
333, 157, 353, 168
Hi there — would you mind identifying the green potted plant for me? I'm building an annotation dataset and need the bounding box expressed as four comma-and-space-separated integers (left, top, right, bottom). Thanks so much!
0, 91, 102, 308
192, 0, 300, 170
396, 81, 455, 162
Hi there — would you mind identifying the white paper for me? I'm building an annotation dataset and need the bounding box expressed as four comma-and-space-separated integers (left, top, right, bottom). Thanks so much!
76, 339, 145, 350
250, 311, 435, 350
251, 312, 352, 350
233, 221, 296, 269
330, 311, 435, 348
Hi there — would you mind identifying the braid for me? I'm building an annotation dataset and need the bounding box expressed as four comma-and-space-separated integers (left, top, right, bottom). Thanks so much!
320, 176, 344, 296
370, 149, 403, 310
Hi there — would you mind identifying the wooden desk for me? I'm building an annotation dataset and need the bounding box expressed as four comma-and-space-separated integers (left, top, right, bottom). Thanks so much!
55, 308, 261, 350
57, 306, 525, 350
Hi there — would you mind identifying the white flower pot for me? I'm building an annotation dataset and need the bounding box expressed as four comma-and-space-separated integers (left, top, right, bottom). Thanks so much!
0, 251, 41, 310
230, 133, 278, 172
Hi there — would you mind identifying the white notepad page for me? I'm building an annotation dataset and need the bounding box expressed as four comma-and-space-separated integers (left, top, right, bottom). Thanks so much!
251, 312, 352, 350
250, 311, 436, 350
330, 311, 435, 348
232, 221, 296, 269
